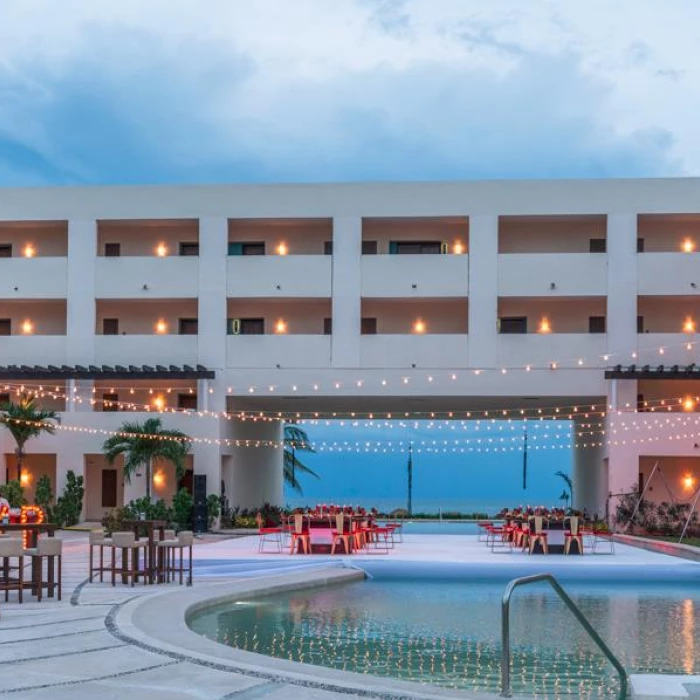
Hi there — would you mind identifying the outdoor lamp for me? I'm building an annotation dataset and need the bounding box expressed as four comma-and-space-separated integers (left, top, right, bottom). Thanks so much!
683, 474, 695, 489
155, 319, 168, 334
538, 317, 552, 334
23, 243, 35, 258
274, 319, 287, 334
276, 242, 288, 256
153, 470, 165, 487
683, 317, 696, 333
682, 238, 695, 253
152, 396, 165, 411
683, 396, 695, 412
453, 241, 465, 254
21, 319, 33, 335
155, 242, 168, 257
412, 318, 426, 334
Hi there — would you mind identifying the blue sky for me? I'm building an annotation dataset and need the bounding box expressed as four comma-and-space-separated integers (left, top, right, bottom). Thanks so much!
1, 1, 697, 186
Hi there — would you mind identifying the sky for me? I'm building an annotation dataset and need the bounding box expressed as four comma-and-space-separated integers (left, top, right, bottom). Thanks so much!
1, 1, 699, 186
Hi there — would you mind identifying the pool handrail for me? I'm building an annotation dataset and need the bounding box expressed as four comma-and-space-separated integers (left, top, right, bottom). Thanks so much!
500, 573, 628, 699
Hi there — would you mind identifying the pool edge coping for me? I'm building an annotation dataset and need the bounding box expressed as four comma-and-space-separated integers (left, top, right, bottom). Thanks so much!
112, 566, 506, 700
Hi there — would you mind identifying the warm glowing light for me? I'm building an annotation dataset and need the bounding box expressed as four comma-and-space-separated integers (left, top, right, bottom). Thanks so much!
683, 396, 696, 412
153, 470, 165, 487
274, 319, 287, 334
152, 395, 165, 411
19, 471, 30, 486
155, 319, 168, 334
683, 317, 696, 333
682, 238, 695, 253
276, 242, 288, 256
538, 317, 552, 334
412, 318, 426, 334
453, 241, 465, 255
23, 243, 35, 258
155, 242, 168, 257
684, 474, 695, 490
21, 319, 33, 335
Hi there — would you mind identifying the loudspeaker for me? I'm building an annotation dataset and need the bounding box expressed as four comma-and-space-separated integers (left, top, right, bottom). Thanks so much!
193, 474, 207, 534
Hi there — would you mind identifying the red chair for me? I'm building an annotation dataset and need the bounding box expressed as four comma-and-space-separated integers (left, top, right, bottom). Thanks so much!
331, 514, 353, 555
256, 513, 282, 554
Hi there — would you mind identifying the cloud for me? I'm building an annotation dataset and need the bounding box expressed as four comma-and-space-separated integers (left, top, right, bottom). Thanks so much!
0, 0, 694, 185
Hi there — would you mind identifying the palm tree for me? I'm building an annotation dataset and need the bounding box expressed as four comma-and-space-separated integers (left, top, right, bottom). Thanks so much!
284, 424, 319, 495
102, 418, 190, 501
555, 470, 574, 508
0, 393, 60, 481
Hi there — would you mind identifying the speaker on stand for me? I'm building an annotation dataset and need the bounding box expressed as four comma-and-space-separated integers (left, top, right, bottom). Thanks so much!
193, 474, 207, 534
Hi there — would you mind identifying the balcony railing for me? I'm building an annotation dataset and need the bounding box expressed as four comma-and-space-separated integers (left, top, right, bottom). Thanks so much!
94, 335, 198, 366
638, 253, 700, 295
227, 256, 332, 297
226, 335, 331, 368
361, 334, 468, 368
0, 258, 68, 299
0, 336, 67, 365
497, 334, 607, 368
95, 257, 199, 298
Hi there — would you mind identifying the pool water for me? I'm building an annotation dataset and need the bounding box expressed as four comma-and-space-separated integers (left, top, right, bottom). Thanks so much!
188, 577, 700, 699
398, 520, 484, 535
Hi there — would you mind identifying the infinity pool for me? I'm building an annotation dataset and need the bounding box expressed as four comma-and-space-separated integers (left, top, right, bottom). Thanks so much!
189, 576, 700, 699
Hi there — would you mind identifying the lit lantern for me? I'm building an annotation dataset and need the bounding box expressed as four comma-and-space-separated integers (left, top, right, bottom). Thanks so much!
413, 318, 426, 334
682, 238, 695, 253
684, 474, 695, 489
153, 470, 165, 487
683, 317, 696, 333
274, 319, 287, 334
276, 242, 288, 256
453, 241, 465, 255
19, 470, 30, 486
155, 319, 168, 334
23, 243, 35, 258
683, 396, 695, 412
538, 317, 552, 334
155, 242, 168, 257
21, 319, 34, 335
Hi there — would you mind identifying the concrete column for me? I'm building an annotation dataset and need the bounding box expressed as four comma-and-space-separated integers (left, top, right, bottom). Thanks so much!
66, 220, 97, 365
197, 218, 227, 371
606, 214, 637, 361
228, 421, 283, 508
331, 217, 362, 367
572, 417, 606, 517
467, 215, 498, 367
197, 378, 225, 414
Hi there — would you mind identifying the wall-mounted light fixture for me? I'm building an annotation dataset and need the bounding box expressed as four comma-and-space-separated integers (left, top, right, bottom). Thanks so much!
682, 238, 695, 253
683, 474, 695, 490
21, 319, 34, 335
155, 319, 168, 334
23, 244, 35, 258
683, 317, 696, 333
538, 317, 552, 334
276, 242, 288, 256
19, 470, 30, 486
153, 470, 165, 487
274, 319, 287, 334
155, 242, 168, 257
683, 396, 696, 412
453, 241, 465, 255
152, 395, 165, 411
412, 318, 426, 334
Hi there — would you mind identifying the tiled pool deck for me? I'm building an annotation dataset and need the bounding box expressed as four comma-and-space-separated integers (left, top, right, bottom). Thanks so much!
0, 531, 697, 699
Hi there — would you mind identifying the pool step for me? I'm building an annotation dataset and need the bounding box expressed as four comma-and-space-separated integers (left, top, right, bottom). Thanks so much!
631, 674, 700, 699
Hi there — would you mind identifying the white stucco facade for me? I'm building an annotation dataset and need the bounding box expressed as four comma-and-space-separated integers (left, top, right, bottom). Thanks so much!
0, 178, 699, 520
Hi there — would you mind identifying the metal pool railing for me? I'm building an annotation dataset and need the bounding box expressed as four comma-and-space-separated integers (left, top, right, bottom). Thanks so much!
500, 573, 628, 699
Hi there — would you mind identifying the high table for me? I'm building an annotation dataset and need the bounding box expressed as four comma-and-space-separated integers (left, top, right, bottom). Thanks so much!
122, 520, 167, 583
0, 523, 59, 597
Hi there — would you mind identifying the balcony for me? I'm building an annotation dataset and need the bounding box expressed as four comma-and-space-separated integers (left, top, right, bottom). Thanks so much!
361, 334, 468, 368
638, 254, 700, 296
0, 336, 67, 365
97, 219, 199, 257
497, 334, 607, 368
95, 257, 199, 298
362, 255, 469, 297
94, 336, 198, 366
227, 256, 331, 297
498, 254, 607, 297
0, 258, 68, 299
226, 335, 331, 368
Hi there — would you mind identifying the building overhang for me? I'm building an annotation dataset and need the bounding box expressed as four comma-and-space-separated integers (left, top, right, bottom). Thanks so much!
605, 364, 700, 380
0, 364, 215, 381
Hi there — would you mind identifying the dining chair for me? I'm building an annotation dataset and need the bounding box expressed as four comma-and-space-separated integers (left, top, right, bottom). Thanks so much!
256, 513, 283, 553
564, 516, 584, 555
331, 514, 353, 555
288, 514, 311, 554
528, 516, 549, 554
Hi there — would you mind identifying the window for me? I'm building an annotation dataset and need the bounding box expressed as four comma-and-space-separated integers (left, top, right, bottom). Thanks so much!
324, 241, 333, 255
323, 318, 332, 335
0, 393, 10, 406
588, 316, 606, 334
361, 317, 377, 335
499, 317, 527, 334
178, 318, 198, 335
0, 244, 12, 258
0, 319, 11, 336
589, 238, 606, 253
102, 318, 119, 335
390, 241, 442, 255
228, 318, 264, 335
104, 243, 121, 257
637, 394, 648, 412
228, 242, 265, 255
362, 240, 378, 255
101, 469, 118, 508
637, 238, 645, 253
102, 393, 119, 412
178, 393, 198, 410
637, 315, 645, 333
179, 242, 199, 256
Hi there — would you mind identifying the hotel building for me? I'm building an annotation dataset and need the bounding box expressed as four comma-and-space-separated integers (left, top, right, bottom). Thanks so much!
0, 179, 699, 521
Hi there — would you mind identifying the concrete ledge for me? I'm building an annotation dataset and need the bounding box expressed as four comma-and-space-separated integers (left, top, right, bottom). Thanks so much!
631, 673, 700, 699
614, 535, 700, 563
113, 566, 503, 699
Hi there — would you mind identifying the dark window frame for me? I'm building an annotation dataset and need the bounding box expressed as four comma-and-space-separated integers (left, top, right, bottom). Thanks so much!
588, 316, 606, 334
499, 316, 528, 334
104, 243, 121, 257
179, 242, 199, 256
589, 238, 607, 253
178, 318, 199, 335
102, 392, 119, 412
361, 317, 377, 335
102, 318, 119, 335
0, 244, 12, 258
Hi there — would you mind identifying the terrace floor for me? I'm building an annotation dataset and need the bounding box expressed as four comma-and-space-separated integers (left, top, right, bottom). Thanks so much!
0, 530, 696, 700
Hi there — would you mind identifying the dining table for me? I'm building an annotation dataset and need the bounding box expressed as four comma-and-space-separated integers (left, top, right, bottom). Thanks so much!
122, 519, 167, 584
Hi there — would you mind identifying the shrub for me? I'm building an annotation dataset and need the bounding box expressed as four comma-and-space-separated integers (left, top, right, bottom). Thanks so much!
102, 507, 130, 535
172, 488, 193, 531
0, 479, 25, 508
206, 494, 221, 530
53, 471, 84, 527
35, 475, 53, 511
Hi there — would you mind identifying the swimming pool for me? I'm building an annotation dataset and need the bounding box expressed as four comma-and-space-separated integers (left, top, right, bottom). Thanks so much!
188, 572, 700, 699
396, 520, 485, 535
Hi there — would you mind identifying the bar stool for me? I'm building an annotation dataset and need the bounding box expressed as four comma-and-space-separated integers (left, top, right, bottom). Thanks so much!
110, 532, 148, 587
0, 537, 24, 602
24, 538, 62, 601
157, 531, 193, 585
89, 529, 113, 582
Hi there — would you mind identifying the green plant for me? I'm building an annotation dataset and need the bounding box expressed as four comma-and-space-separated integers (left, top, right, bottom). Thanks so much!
0, 479, 25, 508
172, 488, 193, 531
101, 418, 190, 501
53, 470, 84, 527
284, 424, 319, 495
0, 393, 60, 481
123, 496, 172, 523
555, 470, 573, 506
206, 494, 221, 530
35, 474, 53, 515
102, 507, 129, 535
